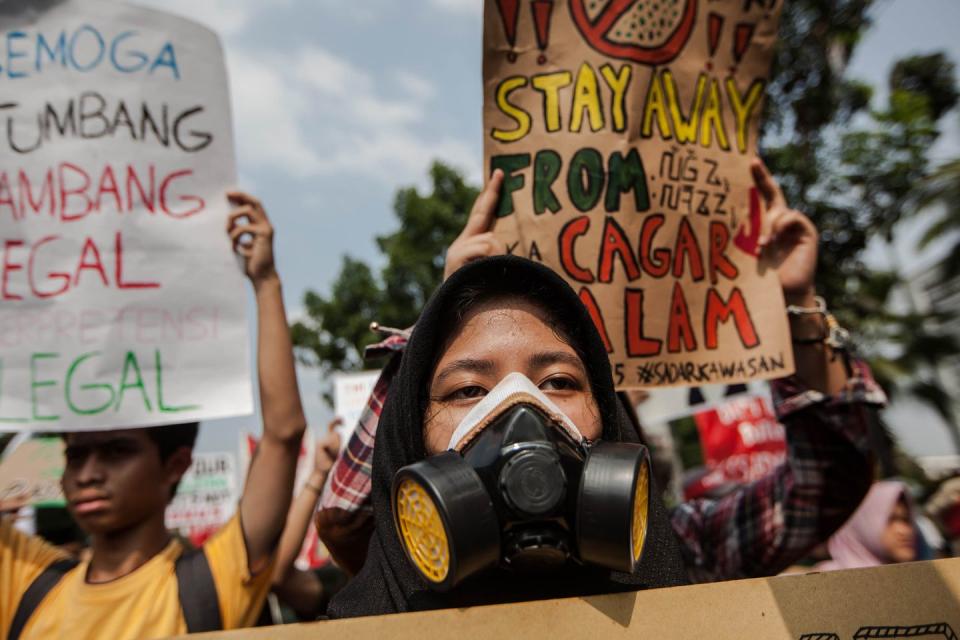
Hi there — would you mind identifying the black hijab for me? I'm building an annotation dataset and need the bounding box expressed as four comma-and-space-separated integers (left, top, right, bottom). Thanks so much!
327, 256, 687, 618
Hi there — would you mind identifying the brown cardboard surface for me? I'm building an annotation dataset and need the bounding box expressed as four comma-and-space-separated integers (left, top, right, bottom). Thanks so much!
0, 438, 64, 506
483, 0, 794, 388
185, 558, 960, 639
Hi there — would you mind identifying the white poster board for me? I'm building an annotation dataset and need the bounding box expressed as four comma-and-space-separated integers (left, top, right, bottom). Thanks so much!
331, 370, 380, 446
165, 451, 237, 545
0, 0, 253, 431
636, 380, 771, 425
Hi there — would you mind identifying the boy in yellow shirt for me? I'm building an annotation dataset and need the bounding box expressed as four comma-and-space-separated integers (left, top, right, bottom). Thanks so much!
0, 192, 307, 639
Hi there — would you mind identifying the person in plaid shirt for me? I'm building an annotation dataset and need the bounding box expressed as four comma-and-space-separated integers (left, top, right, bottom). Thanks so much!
316, 161, 885, 583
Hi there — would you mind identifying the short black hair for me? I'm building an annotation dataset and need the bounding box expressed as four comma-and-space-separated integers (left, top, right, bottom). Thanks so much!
145, 422, 199, 500
144, 422, 200, 462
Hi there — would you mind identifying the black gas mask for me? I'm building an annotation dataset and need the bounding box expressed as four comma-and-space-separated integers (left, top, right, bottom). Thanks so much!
392, 373, 651, 590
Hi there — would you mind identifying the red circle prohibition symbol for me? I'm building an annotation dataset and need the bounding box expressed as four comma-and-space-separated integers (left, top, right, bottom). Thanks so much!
568, 0, 698, 66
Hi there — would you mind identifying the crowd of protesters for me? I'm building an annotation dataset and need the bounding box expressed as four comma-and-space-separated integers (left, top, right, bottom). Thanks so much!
1, 154, 958, 636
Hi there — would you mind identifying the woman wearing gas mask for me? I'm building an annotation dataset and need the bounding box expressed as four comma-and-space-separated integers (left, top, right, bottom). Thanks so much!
326, 255, 689, 617
319, 159, 884, 588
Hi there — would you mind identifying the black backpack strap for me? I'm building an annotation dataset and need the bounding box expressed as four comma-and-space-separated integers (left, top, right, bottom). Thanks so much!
9, 558, 79, 640
10, 547, 224, 637
175, 547, 223, 633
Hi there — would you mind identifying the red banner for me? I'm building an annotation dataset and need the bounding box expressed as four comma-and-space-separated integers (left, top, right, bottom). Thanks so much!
688, 395, 784, 499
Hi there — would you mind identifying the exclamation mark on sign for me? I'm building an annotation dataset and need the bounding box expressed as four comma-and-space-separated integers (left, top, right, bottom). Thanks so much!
733, 22, 756, 64
706, 12, 723, 71
496, 0, 521, 62
531, 0, 554, 65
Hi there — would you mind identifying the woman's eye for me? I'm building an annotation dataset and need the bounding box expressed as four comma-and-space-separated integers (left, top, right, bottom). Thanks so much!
448, 385, 488, 401
540, 376, 580, 392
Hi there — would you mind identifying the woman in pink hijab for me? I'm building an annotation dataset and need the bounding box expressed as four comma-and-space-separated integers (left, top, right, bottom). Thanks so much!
817, 480, 918, 571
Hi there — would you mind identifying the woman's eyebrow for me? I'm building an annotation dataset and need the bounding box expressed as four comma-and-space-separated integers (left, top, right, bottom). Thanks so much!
528, 350, 586, 373
433, 358, 496, 384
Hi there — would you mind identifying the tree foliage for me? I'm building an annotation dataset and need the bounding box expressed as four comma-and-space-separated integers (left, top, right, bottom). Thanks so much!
828, 55, 959, 448
912, 158, 960, 279
764, 8, 958, 315
762, 6, 959, 450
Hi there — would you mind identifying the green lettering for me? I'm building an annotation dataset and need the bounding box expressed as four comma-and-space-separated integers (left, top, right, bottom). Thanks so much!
65, 352, 116, 415
533, 150, 562, 215
156, 349, 200, 413
31, 353, 60, 421
567, 148, 604, 212
605, 149, 650, 213
491, 154, 531, 218
115, 351, 152, 412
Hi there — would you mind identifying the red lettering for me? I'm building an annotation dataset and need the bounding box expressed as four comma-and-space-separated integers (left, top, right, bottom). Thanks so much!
734, 187, 762, 257
95, 165, 123, 213
0, 232, 165, 300
160, 169, 204, 218
558, 216, 595, 283
624, 288, 662, 356
672, 217, 705, 281
115, 231, 160, 289
639, 214, 670, 277
59, 162, 93, 222
704, 287, 759, 349
1, 164, 205, 222
28, 235, 70, 298
597, 217, 641, 283
74, 237, 108, 287
0, 172, 18, 220
126, 164, 155, 213
667, 282, 697, 353
579, 287, 613, 353
19, 169, 55, 217
1, 240, 24, 300
708, 221, 739, 285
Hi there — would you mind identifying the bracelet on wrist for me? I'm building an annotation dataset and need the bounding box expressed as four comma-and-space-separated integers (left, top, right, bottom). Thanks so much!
786, 296, 851, 350
786, 295, 827, 316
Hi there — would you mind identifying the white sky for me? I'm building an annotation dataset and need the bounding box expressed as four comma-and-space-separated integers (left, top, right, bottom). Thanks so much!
116, 0, 960, 459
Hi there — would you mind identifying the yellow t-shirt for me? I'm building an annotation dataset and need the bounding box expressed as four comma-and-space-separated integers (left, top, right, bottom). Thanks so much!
0, 514, 274, 640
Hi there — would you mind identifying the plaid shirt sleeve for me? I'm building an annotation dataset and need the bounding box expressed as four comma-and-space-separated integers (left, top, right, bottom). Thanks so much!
319, 333, 409, 512
671, 359, 887, 583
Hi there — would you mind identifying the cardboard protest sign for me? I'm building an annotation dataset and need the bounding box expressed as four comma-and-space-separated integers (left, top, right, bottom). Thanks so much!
483, 0, 793, 388
165, 452, 237, 548
0, 0, 253, 431
0, 437, 65, 506
181, 558, 960, 640
687, 393, 784, 498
